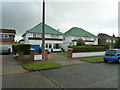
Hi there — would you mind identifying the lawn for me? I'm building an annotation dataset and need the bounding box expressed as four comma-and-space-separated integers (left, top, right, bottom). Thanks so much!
81, 57, 104, 63
22, 62, 61, 70
57, 52, 68, 57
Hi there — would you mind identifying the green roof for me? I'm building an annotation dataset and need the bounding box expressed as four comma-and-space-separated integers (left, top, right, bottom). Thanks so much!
27, 23, 63, 34
64, 27, 96, 37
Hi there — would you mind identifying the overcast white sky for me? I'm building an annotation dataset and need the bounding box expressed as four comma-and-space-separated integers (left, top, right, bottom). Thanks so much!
0, 0, 119, 41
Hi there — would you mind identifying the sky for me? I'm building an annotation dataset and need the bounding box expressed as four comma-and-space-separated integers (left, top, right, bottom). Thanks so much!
0, 0, 119, 41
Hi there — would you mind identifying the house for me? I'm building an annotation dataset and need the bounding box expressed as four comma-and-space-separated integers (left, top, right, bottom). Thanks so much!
97, 33, 118, 48
22, 23, 63, 52
63, 27, 98, 51
0, 28, 16, 52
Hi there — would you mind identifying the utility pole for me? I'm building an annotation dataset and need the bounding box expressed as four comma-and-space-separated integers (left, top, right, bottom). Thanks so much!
42, 0, 45, 64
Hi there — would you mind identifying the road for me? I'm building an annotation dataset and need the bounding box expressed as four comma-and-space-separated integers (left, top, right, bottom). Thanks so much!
2, 55, 119, 88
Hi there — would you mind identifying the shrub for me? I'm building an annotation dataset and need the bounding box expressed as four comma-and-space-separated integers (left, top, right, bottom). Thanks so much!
12, 43, 31, 55
77, 38, 85, 46
68, 45, 109, 52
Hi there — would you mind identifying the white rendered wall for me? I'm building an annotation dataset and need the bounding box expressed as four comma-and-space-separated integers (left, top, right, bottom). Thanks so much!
23, 32, 63, 44
64, 36, 74, 43
64, 36, 98, 45
72, 51, 105, 58
45, 34, 63, 39
62, 43, 70, 51
28, 40, 63, 45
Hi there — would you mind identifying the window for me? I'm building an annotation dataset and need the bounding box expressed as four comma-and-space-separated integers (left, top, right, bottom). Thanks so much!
90, 38, 94, 41
33, 33, 36, 37
85, 37, 90, 40
106, 39, 109, 42
94, 38, 96, 41
9, 35, 14, 39
46, 43, 48, 48
106, 39, 111, 43
74, 36, 80, 40
85, 37, 88, 40
49, 44, 52, 49
53, 44, 61, 49
105, 50, 116, 55
33, 33, 41, 37
51, 34, 59, 38
113, 40, 116, 43
0, 34, 9, 39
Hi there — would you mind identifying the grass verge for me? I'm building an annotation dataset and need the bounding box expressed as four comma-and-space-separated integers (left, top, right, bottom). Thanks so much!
57, 52, 68, 57
81, 58, 104, 63
22, 62, 61, 70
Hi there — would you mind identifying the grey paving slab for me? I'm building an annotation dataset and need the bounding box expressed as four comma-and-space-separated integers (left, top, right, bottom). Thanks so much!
3, 72, 59, 88
2, 55, 27, 76
3, 65, 27, 75
47, 53, 87, 66
0, 77, 2, 90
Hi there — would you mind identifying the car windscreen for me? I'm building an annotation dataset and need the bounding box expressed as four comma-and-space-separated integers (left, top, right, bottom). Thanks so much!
105, 50, 116, 55
0, 47, 9, 50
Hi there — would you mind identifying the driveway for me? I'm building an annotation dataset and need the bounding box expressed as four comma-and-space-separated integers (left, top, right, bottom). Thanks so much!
2, 55, 27, 75
47, 53, 87, 66
3, 62, 119, 88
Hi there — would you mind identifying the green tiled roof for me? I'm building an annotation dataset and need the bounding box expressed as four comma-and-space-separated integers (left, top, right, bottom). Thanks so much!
64, 27, 96, 37
27, 22, 63, 34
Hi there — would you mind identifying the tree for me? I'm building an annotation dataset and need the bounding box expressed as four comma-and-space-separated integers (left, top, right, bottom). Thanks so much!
77, 38, 85, 46
114, 38, 120, 48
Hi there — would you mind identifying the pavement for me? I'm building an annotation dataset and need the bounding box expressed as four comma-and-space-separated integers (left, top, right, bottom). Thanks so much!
2, 55, 27, 76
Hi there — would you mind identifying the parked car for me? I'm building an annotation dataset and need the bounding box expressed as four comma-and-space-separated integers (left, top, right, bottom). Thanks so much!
0, 47, 10, 55
103, 49, 120, 63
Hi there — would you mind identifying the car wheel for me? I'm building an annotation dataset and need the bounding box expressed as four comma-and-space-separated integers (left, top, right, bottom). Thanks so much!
104, 60, 108, 63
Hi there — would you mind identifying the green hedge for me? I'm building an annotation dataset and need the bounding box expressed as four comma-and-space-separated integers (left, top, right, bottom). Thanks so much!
68, 45, 109, 52
12, 43, 31, 55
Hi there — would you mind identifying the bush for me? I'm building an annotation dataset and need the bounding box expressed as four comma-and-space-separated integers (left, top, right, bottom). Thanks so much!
68, 45, 109, 52
12, 43, 31, 55
77, 38, 85, 46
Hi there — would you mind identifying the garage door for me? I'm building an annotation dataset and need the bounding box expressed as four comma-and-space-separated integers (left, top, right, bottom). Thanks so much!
31, 45, 40, 53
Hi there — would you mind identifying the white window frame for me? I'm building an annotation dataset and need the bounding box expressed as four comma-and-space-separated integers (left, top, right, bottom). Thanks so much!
0, 34, 9, 39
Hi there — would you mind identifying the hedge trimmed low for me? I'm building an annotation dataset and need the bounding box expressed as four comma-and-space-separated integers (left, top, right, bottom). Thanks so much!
68, 45, 109, 52
12, 43, 31, 55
